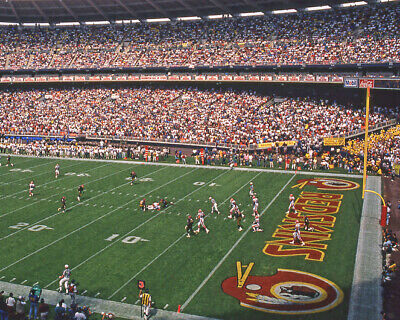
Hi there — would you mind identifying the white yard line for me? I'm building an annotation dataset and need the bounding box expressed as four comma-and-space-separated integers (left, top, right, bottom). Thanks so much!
180, 174, 296, 311
0, 161, 88, 200
0, 160, 79, 187
0, 167, 193, 273
11, 154, 363, 179
107, 172, 261, 299
44, 169, 225, 291
0, 163, 112, 219
0, 164, 162, 240
0, 159, 58, 179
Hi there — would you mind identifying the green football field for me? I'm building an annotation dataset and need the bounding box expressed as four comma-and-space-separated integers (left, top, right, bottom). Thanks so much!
0, 157, 363, 320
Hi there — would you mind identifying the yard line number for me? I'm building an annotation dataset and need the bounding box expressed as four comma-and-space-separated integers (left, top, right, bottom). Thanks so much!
105, 234, 149, 244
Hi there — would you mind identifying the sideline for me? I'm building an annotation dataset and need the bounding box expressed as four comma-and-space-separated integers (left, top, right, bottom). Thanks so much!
0, 281, 220, 320
12, 154, 363, 179
347, 176, 382, 320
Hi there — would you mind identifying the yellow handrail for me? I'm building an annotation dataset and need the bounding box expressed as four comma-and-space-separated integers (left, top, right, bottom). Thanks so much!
364, 189, 386, 207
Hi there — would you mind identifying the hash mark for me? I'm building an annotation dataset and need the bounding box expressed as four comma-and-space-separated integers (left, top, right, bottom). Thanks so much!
163, 304, 169, 309
121, 297, 127, 302
33, 282, 39, 286
135, 299, 140, 305
94, 292, 101, 297
10, 278, 16, 282
81, 290, 87, 295
21, 280, 27, 284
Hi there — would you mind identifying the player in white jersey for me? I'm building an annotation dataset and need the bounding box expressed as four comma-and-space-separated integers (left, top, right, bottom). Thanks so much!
287, 194, 297, 213
59, 264, 71, 294
228, 198, 237, 219
194, 209, 209, 234
55, 164, 60, 179
252, 214, 263, 232
249, 182, 254, 198
209, 197, 220, 215
252, 195, 259, 216
290, 220, 305, 245
29, 181, 35, 197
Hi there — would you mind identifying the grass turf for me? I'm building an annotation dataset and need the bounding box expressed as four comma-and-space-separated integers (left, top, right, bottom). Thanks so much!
0, 157, 363, 319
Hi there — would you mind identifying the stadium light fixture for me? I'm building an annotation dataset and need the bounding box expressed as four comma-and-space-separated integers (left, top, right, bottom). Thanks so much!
271, 9, 297, 14
176, 16, 202, 21
305, 5, 331, 11
0, 22, 18, 26
22, 23, 50, 27
115, 19, 141, 24
207, 14, 233, 19
340, 1, 368, 7
238, 12, 264, 17
146, 18, 171, 22
55, 22, 80, 26
85, 21, 110, 25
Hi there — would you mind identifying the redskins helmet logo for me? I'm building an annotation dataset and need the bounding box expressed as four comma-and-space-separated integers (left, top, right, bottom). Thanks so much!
222, 265, 343, 314
292, 178, 359, 190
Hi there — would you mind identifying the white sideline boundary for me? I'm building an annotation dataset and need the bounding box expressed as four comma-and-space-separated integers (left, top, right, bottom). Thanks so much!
107, 171, 261, 299
0, 167, 194, 272
44, 169, 229, 291
11, 154, 363, 179
181, 173, 297, 311
0, 281, 220, 320
347, 176, 382, 320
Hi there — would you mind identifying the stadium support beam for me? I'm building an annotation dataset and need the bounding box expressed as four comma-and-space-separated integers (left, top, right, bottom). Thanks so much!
144, 0, 171, 18
31, 0, 49, 22
58, 0, 81, 23
86, 0, 110, 22
208, 0, 233, 15
175, 0, 203, 18
8, 0, 21, 23
114, 0, 141, 21
241, 0, 265, 13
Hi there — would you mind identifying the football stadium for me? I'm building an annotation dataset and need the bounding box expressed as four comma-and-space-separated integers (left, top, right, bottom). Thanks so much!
0, 1, 399, 320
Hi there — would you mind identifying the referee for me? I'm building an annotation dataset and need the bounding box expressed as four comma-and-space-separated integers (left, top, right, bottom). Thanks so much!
139, 289, 151, 320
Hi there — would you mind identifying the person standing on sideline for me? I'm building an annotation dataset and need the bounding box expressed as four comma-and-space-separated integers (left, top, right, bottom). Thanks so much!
15, 296, 26, 320
139, 289, 151, 320
28, 289, 39, 320
38, 299, 49, 320
5, 293, 15, 319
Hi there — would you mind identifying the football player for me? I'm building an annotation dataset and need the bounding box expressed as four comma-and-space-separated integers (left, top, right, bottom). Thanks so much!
130, 171, 137, 185
77, 184, 84, 202
147, 202, 160, 211
55, 164, 60, 179
139, 198, 147, 211
234, 206, 244, 232
58, 196, 66, 213
249, 182, 254, 198
304, 215, 313, 231
185, 215, 194, 238
209, 197, 220, 215
252, 194, 259, 216
194, 209, 209, 234
29, 180, 35, 197
6, 155, 13, 167
228, 198, 237, 219
58, 264, 71, 294
287, 194, 297, 214
252, 214, 263, 232
290, 220, 305, 245
68, 280, 78, 305
160, 198, 173, 208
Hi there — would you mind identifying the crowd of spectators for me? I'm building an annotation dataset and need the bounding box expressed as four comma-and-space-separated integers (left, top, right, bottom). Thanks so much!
0, 4, 398, 70
0, 87, 391, 148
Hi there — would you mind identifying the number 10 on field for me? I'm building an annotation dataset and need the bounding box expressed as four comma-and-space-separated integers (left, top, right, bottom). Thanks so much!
105, 234, 150, 244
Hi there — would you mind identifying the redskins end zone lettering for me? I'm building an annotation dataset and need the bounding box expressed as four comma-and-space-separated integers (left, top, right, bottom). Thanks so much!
222, 262, 344, 314
263, 178, 359, 262
292, 178, 359, 191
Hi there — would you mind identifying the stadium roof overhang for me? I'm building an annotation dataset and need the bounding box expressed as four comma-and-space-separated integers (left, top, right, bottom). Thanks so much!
0, 0, 390, 24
